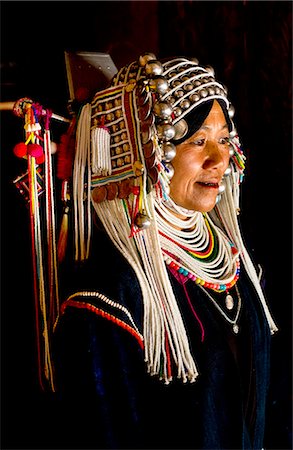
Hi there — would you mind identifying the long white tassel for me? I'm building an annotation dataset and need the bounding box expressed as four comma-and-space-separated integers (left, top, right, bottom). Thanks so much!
73, 104, 92, 261
93, 195, 199, 384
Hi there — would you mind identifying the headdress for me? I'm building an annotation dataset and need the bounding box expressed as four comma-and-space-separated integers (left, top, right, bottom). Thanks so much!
72, 53, 277, 383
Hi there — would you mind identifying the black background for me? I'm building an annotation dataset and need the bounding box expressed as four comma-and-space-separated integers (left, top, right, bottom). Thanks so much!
1, 1, 292, 449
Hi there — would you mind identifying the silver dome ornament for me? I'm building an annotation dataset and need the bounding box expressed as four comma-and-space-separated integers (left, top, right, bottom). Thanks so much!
145, 60, 164, 76
173, 106, 183, 118
173, 119, 188, 140
161, 142, 176, 162
228, 105, 235, 118
224, 166, 232, 176
229, 129, 237, 138
215, 194, 222, 204
218, 183, 226, 194
200, 88, 209, 98
148, 77, 169, 95
153, 102, 173, 119
179, 99, 190, 110
157, 123, 176, 141
229, 147, 235, 157
164, 163, 175, 179
134, 212, 152, 229
139, 53, 157, 66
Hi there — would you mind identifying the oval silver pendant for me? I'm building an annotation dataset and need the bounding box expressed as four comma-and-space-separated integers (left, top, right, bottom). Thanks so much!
225, 294, 234, 310
233, 324, 239, 334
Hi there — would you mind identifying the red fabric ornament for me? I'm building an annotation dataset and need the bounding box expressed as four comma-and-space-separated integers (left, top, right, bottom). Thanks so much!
13, 142, 27, 158
36, 153, 45, 164
27, 143, 43, 158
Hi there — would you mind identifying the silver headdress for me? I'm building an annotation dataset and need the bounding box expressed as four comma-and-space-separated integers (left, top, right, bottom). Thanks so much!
72, 53, 277, 384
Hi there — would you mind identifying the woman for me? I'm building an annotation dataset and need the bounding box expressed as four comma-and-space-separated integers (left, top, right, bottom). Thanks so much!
53, 53, 278, 449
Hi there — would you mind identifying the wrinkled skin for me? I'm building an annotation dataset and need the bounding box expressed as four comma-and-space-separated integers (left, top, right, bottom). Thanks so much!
170, 100, 231, 213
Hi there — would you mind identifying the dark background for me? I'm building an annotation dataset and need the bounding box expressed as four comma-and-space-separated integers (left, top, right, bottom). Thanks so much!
1, 1, 292, 449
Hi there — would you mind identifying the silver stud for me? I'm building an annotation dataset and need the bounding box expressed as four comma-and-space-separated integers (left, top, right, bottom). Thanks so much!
153, 102, 173, 119
135, 212, 151, 229
218, 184, 225, 194
229, 147, 234, 157
162, 142, 176, 162
228, 105, 235, 118
157, 123, 176, 141
224, 166, 232, 176
180, 99, 190, 110
145, 60, 164, 76
200, 88, 208, 98
149, 77, 169, 95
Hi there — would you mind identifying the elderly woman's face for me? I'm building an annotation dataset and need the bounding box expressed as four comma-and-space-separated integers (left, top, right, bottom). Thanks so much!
169, 100, 231, 213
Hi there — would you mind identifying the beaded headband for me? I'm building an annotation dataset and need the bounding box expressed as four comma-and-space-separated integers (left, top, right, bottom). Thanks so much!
85, 53, 240, 206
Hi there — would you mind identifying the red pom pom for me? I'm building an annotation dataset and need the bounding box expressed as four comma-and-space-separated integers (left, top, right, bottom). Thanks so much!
13, 142, 27, 158
36, 153, 45, 164
27, 143, 43, 158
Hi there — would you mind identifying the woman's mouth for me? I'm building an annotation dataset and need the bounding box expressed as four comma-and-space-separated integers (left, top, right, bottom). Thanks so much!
197, 181, 219, 189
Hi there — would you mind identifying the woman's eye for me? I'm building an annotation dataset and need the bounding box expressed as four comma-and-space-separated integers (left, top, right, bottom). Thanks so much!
219, 137, 230, 145
190, 138, 205, 146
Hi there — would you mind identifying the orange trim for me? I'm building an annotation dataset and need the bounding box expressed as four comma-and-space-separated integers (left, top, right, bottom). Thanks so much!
61, 299, 144, 349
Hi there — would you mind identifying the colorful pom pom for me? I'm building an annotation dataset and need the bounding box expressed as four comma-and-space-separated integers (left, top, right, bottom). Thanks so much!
27, 143, 43, 158
36, 153, 45, 164
13, 142, 27, 158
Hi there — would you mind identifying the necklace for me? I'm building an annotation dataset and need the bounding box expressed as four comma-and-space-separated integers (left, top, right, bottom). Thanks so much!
198, 284, 242, 334
155, 198, 240, 292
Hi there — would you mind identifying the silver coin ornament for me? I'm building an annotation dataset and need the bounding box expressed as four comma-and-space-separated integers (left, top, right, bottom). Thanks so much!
162, 142, 176, 162
225, 294, 234, 310
135, 213, 151, 229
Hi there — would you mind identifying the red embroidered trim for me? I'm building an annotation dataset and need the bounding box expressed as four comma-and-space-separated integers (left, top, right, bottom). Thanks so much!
61, 299, 144, 349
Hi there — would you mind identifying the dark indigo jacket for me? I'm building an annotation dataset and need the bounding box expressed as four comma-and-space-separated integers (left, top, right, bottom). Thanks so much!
53, 227, 271, 450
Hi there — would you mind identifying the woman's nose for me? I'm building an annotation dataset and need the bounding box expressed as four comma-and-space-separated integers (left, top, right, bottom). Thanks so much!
203, 141, 225, 169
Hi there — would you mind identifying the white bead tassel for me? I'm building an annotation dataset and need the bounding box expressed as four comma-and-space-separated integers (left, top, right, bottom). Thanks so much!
73, 103, 92, 261
91, 126, 111, 176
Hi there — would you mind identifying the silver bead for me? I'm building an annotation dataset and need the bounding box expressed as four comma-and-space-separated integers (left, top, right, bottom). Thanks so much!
153, 102, 173, 119
229, 147, 234, 157
174, 89, 184, 98
200, 88, 208, 98
161, 142, 176, 162
224, 166, 232, 176
184, 83, 193, 92
229, 129, 237, 138
135, 212, 151, 229
139, 53, 156, 66
174, 119, 188, 140
164, 163, 174, 179
173, 106, 182, 118
190, 93, 200, 103
148, 77, 169, 95
218, 184, 225, 194
145, 60, 164, 76
208, 87, 216, 96
228, 105, 235, 118
180, 99, 190, 110
156, 123, 176, 141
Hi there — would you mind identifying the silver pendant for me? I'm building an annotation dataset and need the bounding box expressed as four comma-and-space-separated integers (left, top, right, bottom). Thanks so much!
225, 294, 234, 310
233, 324, 239, 334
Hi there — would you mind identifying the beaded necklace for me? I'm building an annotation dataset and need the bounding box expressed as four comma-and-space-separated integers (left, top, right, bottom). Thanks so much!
155, 197, 240, 293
